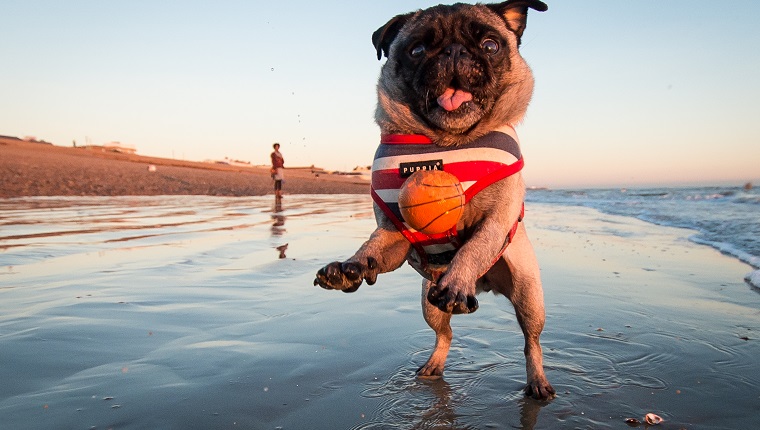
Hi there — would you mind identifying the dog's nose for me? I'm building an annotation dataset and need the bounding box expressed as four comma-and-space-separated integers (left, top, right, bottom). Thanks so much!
443, 43, 469, 61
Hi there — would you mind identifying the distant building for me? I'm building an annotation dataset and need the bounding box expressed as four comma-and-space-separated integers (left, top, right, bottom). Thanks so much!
21, 136, 52, 145
103, 141, 137, 154
203, 157, 253, 167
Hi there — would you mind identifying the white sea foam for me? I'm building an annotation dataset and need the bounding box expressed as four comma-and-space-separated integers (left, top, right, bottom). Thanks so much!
746, 270, 760, 289
690, 235, 760, 288
689, 236, 760, 268
527, 186, 760, 288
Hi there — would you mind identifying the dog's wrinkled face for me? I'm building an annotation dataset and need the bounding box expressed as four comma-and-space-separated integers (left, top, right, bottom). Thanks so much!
373, 1, 547, 144
386, 5, 512, 132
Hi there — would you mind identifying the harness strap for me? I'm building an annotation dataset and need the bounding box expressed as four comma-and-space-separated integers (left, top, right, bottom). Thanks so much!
490, 202, 524, 267
463, 159, 524, 202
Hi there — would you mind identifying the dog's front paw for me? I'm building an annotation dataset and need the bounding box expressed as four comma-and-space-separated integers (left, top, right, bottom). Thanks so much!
313, 257, 378, 293
426, 281, 478, 314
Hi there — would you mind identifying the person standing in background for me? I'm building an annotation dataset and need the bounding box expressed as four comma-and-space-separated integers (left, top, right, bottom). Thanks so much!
271, 143, 285, 198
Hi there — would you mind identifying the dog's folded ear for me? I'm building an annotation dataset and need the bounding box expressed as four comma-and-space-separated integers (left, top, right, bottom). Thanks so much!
488, 0, 548, 46
372, 12, 413, 60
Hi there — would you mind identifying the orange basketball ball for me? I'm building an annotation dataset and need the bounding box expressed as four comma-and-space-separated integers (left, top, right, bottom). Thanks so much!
398, 170, 465, 235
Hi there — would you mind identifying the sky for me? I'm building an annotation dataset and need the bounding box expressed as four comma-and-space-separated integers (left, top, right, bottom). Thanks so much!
2, 0, 759, 188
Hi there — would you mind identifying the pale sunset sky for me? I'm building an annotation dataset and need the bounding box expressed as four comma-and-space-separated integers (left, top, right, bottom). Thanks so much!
1, 1, 758, 188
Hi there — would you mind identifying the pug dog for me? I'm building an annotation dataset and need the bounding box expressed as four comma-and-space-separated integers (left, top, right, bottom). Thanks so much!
314, 0, 554, 400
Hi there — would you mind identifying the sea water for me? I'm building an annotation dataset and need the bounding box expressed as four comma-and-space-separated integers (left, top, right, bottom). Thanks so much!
527, 186, 760, 289
2, 194, 759, 428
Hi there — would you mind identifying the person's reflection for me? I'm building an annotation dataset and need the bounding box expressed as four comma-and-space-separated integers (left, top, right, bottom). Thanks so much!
271, 196, 287, 258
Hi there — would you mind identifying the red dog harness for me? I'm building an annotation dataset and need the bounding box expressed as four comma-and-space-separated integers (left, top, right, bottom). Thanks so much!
371, 128, 525, 277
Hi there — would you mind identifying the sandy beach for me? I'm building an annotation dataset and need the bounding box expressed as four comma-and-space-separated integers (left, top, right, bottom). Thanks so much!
1, 195, 758, 429
0, 137, 369, 197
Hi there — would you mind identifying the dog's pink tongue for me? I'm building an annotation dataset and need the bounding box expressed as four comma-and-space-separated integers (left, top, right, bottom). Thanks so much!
437, 88, 473, 111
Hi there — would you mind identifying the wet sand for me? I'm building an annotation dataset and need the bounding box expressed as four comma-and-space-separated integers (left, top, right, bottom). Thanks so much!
0, 137, 369, 197
1, 196, 759, 429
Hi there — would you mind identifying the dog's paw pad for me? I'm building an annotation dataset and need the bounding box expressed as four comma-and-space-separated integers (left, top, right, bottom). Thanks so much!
416, 364, 444, 379
524, 380, 556, 400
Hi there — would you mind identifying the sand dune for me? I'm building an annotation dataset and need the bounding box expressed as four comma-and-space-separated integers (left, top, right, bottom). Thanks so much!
0, 137, 369, 197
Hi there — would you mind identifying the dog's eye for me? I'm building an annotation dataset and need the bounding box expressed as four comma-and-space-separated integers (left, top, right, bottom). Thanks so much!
481, 39, 499, 55
409, 44, 426, 58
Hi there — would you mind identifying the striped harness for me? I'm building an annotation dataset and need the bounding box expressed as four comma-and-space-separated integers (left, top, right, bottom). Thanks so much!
371, 128, 524, 277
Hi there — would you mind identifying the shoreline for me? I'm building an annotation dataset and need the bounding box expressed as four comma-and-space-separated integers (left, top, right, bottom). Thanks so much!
1, 197, 758, 428
0, 137, 369, 197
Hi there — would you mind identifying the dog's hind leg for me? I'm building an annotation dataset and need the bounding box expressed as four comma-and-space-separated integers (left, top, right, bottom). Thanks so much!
417, 279, 453, 378
502, 224, 555, 399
